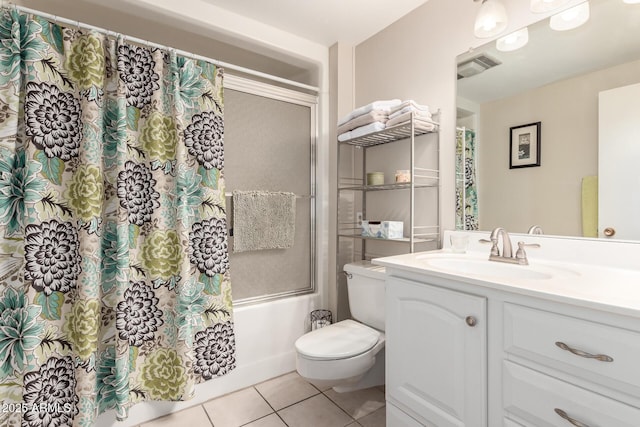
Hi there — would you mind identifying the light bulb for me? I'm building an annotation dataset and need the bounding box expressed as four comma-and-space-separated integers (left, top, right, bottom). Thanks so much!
474, 0, 509, 38
549, 1, 590, 31
496, 27, 529, 52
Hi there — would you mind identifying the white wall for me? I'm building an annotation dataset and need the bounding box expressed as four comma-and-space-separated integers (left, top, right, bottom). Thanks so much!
352, 0, 587, 236
330, 42, 357, 321
15, 0, 324, 84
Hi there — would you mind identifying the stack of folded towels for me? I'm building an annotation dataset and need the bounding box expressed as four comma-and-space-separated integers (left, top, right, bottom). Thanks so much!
337, 99, 434, 142
387, 100, 434, 132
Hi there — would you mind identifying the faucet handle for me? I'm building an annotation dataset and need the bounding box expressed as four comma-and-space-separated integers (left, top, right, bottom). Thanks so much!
515, 241, 541, 264
479, 238, 500, 256
528, 225, 544, 235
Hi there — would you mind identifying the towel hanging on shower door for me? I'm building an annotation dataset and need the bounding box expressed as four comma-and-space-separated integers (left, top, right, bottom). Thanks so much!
232, 190, 296, 252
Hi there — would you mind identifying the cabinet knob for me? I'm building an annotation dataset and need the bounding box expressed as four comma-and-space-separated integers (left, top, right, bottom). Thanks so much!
603, 227, 615, 237
465, 316, 477, 327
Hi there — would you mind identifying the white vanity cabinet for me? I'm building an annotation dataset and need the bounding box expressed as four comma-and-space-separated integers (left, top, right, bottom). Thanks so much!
382, 264, 640, 427
501, 303, 640, 427
385, 276, 487, 427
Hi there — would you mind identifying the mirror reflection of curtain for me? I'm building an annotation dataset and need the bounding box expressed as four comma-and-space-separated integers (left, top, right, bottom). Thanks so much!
0, 8, 235, 426
456, 128, 478, 230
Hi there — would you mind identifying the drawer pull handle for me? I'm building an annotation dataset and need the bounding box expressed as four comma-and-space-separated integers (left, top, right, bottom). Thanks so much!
554, 408, 592, 427
555, 341, 614, 362
465, 316, 477, 327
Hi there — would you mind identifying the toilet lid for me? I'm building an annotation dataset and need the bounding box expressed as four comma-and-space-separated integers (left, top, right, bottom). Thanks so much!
295, 319, 380, 360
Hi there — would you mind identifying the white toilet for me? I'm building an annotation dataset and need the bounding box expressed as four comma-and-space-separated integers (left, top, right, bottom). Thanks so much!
295, 261, 386, 392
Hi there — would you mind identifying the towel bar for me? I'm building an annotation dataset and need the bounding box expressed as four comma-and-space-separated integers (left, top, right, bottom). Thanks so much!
224, 192, 313, 199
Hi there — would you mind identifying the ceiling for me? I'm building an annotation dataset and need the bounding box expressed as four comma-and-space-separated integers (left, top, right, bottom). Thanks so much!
200, 0, 431, 46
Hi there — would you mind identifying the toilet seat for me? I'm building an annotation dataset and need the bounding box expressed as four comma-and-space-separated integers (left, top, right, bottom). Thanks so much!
295, 319, 380, 360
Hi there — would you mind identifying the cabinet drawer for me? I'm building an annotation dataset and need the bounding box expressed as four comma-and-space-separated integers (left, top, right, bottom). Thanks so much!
503, 303, 640, 394
503, 361, 640, 427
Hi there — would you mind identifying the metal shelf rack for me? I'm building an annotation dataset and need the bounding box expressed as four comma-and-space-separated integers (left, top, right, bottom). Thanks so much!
337, 113, 440, 262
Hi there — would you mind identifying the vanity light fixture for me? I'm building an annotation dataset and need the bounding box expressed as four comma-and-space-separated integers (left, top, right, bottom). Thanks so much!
474, 0, 509, 38
496, 27, 529, 51
549, 1, 590, 31
530, 0, 571, 13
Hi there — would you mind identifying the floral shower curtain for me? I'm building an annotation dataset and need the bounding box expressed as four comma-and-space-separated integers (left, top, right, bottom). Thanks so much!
456, 128, 478, 230
0, 9, 235, 426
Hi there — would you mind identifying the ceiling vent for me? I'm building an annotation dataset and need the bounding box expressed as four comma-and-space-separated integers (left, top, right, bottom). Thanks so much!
457, 54, 501, 80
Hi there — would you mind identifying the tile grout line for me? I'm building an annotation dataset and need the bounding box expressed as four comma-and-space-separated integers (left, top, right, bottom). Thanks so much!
262, 389, 353, 426
201, 403, 216, 427
268, 390, 359, 427
321, 390, 359, 425
251, 385, 290, 427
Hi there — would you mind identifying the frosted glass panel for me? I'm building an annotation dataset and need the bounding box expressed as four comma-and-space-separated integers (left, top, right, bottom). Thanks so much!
224, 88, 314, 301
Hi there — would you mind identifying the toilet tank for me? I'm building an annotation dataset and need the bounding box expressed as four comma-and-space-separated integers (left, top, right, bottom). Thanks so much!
343, 261, 386, 331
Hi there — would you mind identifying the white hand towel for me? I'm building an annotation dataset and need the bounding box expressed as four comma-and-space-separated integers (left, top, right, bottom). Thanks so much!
337, 99, 401, 126
338, 122, 386, 142
389, 100, 430, 115
337, 109, 389, 135
389, 107, 432, 121
387, 111, 433, 127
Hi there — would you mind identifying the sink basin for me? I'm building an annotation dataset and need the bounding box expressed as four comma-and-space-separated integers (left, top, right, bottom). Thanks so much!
417, 253, 579, 281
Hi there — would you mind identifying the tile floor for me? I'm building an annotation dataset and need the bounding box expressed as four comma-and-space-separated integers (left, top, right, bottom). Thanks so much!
139, 372, 386, 427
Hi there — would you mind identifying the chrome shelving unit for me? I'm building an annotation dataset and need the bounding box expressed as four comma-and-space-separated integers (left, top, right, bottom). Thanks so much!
337, 113, 440, 263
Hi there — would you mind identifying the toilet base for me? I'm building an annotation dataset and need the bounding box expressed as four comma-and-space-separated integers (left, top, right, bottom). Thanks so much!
333, 348, 385, 393
299, 348, 385, 393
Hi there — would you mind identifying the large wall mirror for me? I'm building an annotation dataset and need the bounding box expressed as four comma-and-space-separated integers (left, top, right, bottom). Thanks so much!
456, 0, 640, 240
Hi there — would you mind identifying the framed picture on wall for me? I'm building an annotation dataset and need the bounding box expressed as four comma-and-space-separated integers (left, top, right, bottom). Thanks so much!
509, 122, 541, 169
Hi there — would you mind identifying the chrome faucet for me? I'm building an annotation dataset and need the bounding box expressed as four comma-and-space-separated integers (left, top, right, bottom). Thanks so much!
482, 227, 540, 265
528, 225, 544, 235
488, 227, 513, 258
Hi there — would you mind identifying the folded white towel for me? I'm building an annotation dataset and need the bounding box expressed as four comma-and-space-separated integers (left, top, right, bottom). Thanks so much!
385, 118, 436, 133
387, 111, 433, 127
337, 109, 389, 135
388, 109, 432, 122
396, 120, 436, 132
389, 100, 430, 115
337, 99, 401, 126
338, 121, 386, 142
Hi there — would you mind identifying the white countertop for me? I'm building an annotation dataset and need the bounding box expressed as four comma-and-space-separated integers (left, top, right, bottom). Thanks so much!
372, 230, 640, 318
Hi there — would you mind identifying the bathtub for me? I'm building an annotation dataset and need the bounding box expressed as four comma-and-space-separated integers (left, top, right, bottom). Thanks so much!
96, 292, 321, 427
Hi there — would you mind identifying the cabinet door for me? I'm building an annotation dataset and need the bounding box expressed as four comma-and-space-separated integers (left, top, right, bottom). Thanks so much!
386, 277, 487, 427
598, 82, 640, 240
387, 402, 426, 427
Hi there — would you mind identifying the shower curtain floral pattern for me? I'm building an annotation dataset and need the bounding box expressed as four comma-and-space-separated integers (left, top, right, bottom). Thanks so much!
456, 128, 478, 230
0, 9, 235, 426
